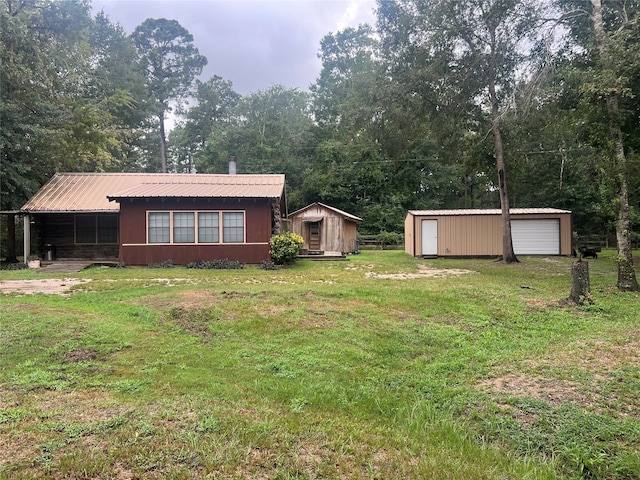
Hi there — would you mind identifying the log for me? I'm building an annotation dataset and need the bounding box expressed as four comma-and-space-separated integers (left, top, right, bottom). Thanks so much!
568, 260, 593, 305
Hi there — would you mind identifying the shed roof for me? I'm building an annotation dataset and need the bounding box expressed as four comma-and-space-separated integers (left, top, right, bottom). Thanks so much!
289, 202, 362, 222
21, 173, 286, 213
408, 208, 571, 217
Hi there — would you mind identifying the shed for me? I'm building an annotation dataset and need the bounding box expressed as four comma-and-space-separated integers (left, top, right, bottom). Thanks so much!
288, 202, 362, 254
405, 208, 573, 257
20, 172, 287, 265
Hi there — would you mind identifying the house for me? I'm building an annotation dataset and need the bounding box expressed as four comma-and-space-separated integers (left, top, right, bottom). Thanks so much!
405, 208, 573, 257
20, 172, 287, 265
288, 202, 362, 255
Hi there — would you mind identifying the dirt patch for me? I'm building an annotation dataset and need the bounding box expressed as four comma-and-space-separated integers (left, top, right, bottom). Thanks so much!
365, 265, 475, 279
525, 338, 640, 377
478, 374, 590, 405
63, 348, 99, 363
0, 278, 91, 295
0, 389, 128, 468
160, 306, 216, 342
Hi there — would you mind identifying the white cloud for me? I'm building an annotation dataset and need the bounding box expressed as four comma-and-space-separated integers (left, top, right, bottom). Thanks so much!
91, 0, 376, 94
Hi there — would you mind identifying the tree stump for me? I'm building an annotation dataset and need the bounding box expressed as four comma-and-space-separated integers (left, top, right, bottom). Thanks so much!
568, 260, 593, 305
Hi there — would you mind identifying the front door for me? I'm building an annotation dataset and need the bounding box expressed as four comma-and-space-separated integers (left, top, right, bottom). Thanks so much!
308, 222, 321, 251
421, 219, 438, 255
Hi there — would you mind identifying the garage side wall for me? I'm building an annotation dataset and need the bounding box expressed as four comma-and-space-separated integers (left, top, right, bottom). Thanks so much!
404, 213, 415, 256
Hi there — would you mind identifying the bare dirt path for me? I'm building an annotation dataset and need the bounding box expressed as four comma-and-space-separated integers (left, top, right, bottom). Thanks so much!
0, 278, 91, 295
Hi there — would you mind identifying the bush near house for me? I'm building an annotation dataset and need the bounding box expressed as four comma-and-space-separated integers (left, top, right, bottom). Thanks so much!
269, 231, 304, 265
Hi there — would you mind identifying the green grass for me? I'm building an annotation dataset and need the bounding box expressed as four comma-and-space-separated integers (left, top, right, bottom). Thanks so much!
1, 250, 639, 479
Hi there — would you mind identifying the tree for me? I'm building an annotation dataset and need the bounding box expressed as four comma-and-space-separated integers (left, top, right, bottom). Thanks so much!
310, 25, 379, 129
169, 75, 240, 173
377, 0, 547, 262
131, 18, 207, 173
87, 12, 151, 170
556, 0, 639, 291
0, 0, 100, 261
200, 85, 315, 193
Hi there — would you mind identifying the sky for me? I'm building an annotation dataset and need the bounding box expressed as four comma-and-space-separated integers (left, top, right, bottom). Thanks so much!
90, 0, 377, 95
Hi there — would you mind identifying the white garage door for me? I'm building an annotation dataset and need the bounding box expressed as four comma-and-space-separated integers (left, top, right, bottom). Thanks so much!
511, 219, 560, 255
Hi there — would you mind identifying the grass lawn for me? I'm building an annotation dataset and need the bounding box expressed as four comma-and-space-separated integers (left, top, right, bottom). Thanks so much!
1, 250, 639, 479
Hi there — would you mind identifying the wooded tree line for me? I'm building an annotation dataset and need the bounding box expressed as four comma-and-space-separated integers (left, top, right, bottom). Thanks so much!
1, 0, 638, 288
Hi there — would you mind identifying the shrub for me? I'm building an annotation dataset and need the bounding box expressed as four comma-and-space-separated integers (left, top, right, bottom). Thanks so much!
148, 260, 174, 269
185, 259, 244, 270
377, 231, 403, 249
0, 261, 29, 270
261, 260, 276, 270
269, 232, 304, 265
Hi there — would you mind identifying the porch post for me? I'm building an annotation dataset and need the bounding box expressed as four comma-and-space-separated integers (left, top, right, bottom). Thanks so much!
272, 199, 282, 234
23, 214, 30, 264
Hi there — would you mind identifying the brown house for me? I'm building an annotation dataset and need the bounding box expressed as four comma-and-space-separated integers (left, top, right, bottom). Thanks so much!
405, 208, 573, 257
288, 202, 362, 255
20, 173, 287, 265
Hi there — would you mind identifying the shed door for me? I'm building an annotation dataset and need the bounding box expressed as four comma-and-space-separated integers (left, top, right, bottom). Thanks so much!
511, 219, 560, 255
308, 222, 321, 251
421, 220, 438, 255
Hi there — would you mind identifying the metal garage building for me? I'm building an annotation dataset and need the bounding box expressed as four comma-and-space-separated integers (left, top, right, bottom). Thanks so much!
405, 208, 573, 257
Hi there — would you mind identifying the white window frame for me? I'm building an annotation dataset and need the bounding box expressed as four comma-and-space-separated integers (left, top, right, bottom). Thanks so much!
146, 210, 245, 245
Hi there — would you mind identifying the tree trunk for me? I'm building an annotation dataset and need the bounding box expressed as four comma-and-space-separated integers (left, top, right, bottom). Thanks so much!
568, 260, 592, 304
159, 111, 168, 173
590, 0, 639, 291
3, 213, 19, 263
488, 29, 517, 264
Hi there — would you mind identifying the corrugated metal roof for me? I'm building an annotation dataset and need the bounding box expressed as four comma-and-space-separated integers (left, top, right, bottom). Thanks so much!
408, 208, 572, 216
21, 173, 285, 213
289, 202, 363, 222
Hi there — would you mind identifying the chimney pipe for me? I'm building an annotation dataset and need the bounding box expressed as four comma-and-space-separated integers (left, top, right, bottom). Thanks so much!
229, 156, 237, 175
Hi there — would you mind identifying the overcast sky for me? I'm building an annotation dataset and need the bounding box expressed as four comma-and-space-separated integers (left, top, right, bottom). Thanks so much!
91, 0, 377, 95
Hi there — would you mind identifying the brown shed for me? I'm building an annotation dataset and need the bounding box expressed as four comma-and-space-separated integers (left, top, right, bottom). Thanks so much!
20, 172, 287, 265
288, 202, 362, 255
405, 208, 573, 257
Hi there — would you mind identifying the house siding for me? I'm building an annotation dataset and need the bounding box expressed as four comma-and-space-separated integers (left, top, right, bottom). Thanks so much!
118, 198, 273, 265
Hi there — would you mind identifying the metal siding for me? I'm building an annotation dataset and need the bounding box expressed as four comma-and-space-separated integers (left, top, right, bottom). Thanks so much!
407, 211, 572, 257
404, 213, 414, 256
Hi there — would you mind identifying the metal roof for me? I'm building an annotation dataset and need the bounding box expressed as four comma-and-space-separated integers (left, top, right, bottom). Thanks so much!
408, 208, 572, 216
21, 173, 286, 213
289, 202, 362, 222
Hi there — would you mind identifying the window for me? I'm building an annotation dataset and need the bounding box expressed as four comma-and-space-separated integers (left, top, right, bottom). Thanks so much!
75, 215, 119, 244
173, 212, 195, 243
198, 212, 219, 243
223, 212, 244, 243
76, 216, 97, 244
97, 216, 118, 243
149, 212, 170, 243
147, 211, 244, 244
